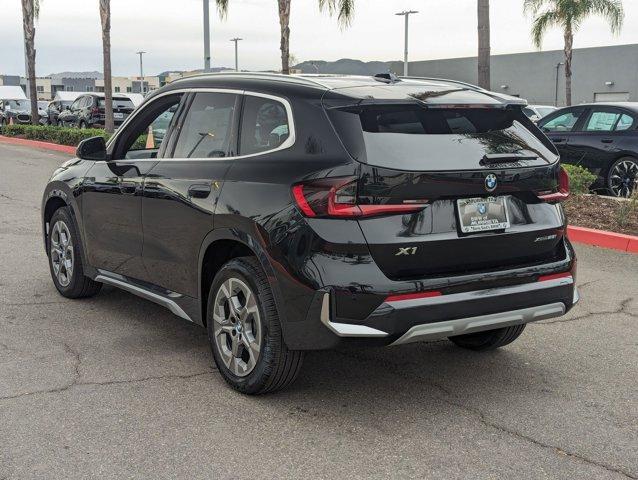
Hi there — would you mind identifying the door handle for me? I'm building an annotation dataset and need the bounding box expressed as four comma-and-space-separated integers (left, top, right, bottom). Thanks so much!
188, 184, 211, 199
119, 181, 137, 195
601, 139, 614, 144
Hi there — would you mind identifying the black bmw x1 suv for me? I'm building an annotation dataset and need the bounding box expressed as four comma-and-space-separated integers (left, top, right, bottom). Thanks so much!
42, 73, 578, 394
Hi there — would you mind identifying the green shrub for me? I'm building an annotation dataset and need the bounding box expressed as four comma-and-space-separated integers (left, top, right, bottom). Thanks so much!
0, 124, 110, 146
0, 124, 148, 151
563, 164, 597, 196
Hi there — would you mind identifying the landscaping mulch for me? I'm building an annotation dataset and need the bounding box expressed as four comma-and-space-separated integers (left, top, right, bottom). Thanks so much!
565, 194, 638, 237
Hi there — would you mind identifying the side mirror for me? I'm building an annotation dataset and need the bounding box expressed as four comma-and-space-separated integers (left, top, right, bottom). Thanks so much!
76, 136, 107, 161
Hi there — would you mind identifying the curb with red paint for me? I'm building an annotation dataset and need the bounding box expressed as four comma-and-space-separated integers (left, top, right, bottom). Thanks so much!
1, 134, 636, 254
567, 226, 637, 254
0, 135, 76, 154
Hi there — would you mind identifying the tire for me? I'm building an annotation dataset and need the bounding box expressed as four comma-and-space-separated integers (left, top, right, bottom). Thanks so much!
606, 157, 638, 197
448, 325, 526, 351
47, 206, 102, 299
207, 256, 303, 394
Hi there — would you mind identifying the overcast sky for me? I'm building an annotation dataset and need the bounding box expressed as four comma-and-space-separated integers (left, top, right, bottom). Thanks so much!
2, 0, 637, 76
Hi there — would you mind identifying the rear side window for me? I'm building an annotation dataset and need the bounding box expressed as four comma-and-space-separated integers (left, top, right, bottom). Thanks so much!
584, 111, 621, 132
173, 92, 238, 158
239, 95, 290, 156
328, 105, 556, 171
616, 113, 635, 131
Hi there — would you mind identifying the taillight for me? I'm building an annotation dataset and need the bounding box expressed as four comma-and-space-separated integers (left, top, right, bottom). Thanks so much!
91, 107, 99, 116
538, 166, 569, 202
291, 176, 427, 218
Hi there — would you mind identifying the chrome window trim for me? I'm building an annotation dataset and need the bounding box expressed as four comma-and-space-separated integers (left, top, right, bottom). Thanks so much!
103, 87, 296, 163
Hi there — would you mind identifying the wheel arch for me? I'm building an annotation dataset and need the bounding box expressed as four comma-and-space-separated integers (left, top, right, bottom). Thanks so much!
198, 228, 287, 334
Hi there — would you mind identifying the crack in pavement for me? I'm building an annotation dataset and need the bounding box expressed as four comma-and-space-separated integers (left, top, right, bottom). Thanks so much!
333, 349, 637, 479
537, 297, 636, 326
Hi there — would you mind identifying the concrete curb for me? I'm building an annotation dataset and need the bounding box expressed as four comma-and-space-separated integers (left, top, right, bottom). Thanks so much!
0, 135, 76, 154
2, 135, 636, 254
568, 226, 638, 254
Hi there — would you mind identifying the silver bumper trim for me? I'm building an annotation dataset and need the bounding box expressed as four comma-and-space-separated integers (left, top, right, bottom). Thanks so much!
320, 293, 388, 338
391, 302, 566, 346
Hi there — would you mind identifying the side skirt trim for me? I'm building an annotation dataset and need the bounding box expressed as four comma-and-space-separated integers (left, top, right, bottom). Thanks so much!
95, 273, 193, 322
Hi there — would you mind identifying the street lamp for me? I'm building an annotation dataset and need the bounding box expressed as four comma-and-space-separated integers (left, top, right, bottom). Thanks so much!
203, 0, 211, 71
395, 10, 418, 77
554, 62, 564, 107
230, 38, 243, 71
136, 51, 146, 95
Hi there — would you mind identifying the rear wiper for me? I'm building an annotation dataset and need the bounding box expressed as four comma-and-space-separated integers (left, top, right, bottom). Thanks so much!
480, 153, 538, 165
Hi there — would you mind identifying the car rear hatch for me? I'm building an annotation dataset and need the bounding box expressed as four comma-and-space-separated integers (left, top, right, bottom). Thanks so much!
99, 97, 135, 123
322, 82, 568, 280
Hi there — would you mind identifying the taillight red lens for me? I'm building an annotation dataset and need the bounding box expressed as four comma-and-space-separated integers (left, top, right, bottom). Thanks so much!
91, 107, 99, 115
538, 166, 570, 202
292, 176, 427, 218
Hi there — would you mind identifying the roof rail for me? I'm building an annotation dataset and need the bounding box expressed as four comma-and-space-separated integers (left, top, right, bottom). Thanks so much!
170, 71, 327, 89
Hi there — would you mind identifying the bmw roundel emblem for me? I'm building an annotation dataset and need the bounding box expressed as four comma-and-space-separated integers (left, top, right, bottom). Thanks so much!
477, 203, 487, 215
485, 174, 498, 192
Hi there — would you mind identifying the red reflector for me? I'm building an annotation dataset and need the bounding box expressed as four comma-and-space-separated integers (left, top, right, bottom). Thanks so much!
537, 272, 572, 282
385, 290, 443, 303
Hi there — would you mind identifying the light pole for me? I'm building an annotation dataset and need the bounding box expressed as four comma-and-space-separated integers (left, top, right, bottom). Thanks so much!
554, 62, 564, 107
136, 51, 146, 95
230, 38, 243, 71
203, 0, 211, 71
395, 10, 418, 77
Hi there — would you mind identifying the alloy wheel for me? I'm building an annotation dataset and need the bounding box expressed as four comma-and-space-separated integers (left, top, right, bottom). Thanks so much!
50, 220, 74, 287
212, 277, 262, 377
609, 159, 638, 197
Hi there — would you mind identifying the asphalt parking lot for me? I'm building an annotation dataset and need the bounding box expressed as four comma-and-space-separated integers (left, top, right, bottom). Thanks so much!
1, 142, 637, 479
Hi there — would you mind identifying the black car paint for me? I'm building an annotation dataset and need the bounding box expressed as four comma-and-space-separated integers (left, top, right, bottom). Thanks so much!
538, 103, 638, 186
42, 74, 577, 350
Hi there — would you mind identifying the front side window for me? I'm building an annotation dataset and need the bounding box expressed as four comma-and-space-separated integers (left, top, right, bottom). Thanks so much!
584, 110, 621, 132
173, 92, 238, 158
239, 95, 290, 156
540, 108, 584, 132
113, 94, 183, 160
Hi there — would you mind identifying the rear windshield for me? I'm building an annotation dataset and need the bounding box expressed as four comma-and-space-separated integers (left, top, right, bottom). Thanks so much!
99, 98, 134, 109
328, 105, 557, 171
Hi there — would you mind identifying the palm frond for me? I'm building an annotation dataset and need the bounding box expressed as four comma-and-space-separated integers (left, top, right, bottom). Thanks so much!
215, 0, 229, 19
530, 9, 561, 49
523, 0, 548, 16
319, 0, 356, 28
586, 0, 624, 34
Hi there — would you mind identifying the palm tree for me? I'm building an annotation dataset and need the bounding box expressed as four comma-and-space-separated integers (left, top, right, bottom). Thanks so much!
477, 0, 490, 89
20, 0, 40, 125
524, 0, 624, 106
278, 0, 292, 74
99, 0, 114, 133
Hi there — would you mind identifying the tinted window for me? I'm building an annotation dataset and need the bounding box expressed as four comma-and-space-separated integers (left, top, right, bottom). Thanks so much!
522, 107, 536, 118
239, 95, 290, 155
540, 109, 584, 132
584, 111, 620, 132
99, 98, 134, 110
328, 106, 556, 171
615, 113, 635, 131
173, 92, 237, 158
70, 99, 82, 110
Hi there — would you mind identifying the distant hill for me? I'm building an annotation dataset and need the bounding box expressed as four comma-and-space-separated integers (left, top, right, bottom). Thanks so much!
49, 71, 103, 80
293, 58, 400, 75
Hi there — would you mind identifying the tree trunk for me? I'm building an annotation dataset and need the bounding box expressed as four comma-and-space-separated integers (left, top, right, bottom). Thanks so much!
21, 0, 38, 125
99, 0, 114, 133
278, 0, 291, 74
477, 0, 490, 90
564, 24, 573, 107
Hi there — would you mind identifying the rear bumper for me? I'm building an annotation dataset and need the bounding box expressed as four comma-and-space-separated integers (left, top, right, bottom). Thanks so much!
290, 274, 577, 350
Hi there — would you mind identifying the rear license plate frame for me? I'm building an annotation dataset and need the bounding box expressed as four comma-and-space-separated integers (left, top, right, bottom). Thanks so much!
456, 196, 510, 234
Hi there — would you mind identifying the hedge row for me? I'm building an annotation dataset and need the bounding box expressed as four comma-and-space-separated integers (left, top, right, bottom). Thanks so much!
0, 124, 147, 150
563, 164, 597, 195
